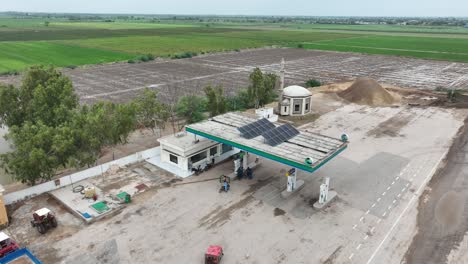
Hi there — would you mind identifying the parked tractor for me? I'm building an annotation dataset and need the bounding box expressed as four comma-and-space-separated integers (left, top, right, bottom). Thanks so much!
31, 208, 57, 234
0, 232, 19, 258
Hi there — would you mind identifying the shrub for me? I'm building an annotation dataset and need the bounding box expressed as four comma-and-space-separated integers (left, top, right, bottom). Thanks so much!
66, 65, 77, 69
297, 43, 304, 48
305, 79, 322, 87
127, 59, 136, 64
0, 70, 19, 76
140, 55, 150, 62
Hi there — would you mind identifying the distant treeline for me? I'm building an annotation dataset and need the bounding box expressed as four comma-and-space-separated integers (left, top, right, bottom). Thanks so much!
2, 12, 468, 26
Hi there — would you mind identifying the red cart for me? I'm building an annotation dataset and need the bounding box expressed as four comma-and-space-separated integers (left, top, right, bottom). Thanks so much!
0, 232, 19, 258
205, 245, 223, 264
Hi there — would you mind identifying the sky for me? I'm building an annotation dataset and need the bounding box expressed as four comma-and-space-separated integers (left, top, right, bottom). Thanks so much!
1, 0, 467, 17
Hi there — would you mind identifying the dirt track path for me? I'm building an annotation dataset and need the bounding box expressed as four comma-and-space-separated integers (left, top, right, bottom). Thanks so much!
405, 118, 468, 264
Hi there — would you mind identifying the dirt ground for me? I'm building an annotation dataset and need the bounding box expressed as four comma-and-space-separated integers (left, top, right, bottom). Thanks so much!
3, 89, 467, 264
1, 48, 468, 104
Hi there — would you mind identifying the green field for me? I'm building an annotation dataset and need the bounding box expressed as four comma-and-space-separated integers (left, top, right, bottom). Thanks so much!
63, 31, 356, 55
1, 16, 468, 74
0, 41, 132, 72
300, 35, 468, 62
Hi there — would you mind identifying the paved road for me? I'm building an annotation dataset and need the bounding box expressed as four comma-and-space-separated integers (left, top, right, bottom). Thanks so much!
405, 118, 468, 264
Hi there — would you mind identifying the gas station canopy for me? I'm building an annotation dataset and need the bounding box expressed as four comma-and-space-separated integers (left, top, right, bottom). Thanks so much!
185, 112, 347, 172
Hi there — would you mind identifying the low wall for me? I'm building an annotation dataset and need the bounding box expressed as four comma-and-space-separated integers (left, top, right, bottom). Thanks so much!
3, 147, 160, 205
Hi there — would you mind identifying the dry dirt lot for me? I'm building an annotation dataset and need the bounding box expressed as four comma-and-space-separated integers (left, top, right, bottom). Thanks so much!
1, 48, 468, 104
4, 90, 467, 264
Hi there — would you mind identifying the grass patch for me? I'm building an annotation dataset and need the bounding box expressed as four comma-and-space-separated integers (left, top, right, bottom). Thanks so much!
0, 41, 133, 73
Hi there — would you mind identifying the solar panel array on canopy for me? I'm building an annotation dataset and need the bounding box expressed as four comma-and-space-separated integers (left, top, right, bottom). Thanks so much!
237, 118, 275, 139
262, 124, 300, 146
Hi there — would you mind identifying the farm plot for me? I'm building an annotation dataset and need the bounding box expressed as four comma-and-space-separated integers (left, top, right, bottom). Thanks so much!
3, 48, 468, 104
301, 35, 468, 63
0, 41, 133, 72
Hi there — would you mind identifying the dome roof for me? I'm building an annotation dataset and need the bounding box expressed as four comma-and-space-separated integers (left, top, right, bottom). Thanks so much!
283, 85, 311, 97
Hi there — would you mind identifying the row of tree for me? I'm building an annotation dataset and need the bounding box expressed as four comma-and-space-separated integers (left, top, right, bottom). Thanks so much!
0, 66, 278, 185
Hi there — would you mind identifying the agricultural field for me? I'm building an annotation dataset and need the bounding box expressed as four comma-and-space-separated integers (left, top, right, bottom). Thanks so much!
0, 41, 132, 73
1, 16, 468, 74
300, 35, 468, 62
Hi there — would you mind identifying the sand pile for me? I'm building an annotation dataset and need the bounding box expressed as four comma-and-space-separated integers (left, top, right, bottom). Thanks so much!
338, 78, 395, 106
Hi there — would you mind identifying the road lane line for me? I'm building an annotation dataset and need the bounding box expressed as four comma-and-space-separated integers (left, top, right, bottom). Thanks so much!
366, 151, 448, 264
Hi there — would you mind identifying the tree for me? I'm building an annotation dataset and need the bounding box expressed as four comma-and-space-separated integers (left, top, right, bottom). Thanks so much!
44, 21, 50, 27
0, 65, 78, 128
204, 85, 227, 117
247, 68, 278, 109
134, 88, 169, 135
176, 95, 206, 124
0, 66, 138, 185
226, 89, 252, 111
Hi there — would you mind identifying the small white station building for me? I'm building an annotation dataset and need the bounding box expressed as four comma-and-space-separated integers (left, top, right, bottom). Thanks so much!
158, 132, 239, 174
279, 85, 312, 116
277, 58, 313, 117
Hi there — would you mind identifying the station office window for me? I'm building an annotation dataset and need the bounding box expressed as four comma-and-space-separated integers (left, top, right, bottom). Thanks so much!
210, 146, 218, 156
222, 144, 233, 154
294, 104, 300, 112
305, 103, 309, 111
190, 151, 207, 164
170, 154, 178, 164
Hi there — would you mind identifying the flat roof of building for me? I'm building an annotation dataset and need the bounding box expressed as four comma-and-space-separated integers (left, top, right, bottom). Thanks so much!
158, 132, 218, 155
186, 112, 347, 172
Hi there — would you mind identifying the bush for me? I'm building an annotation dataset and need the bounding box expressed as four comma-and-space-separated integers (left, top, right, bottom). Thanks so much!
0, 70, 19, 76
171, 51, 198, 59
305, 79, 322, 87
297, 43, 304, 48
127, 59, 136, 64
65, 65, 77, 69
234, 49, 241, 52
447, 89, 463, 102
140, 55, 150, 62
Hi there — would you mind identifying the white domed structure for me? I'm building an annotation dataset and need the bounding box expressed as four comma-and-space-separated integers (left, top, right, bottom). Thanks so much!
280, 85, 312, 116
283, 85, 312, 97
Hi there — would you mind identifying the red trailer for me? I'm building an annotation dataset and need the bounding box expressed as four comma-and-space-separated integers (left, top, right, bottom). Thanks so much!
0, 232, 19, 258
205, 245, 223, 264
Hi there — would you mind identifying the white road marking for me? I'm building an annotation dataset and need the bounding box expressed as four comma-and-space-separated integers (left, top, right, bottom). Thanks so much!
370, 227, 375, 232
387, 186, 391, 191
377, 198, 381, 202
360, 217, 364, 222
406, 183, 410, 187
357, 244, 362, 250
382, 192, 386, 196
349, 253, 354, 260
377, 218, 382, 224
353, 224, 358, 230
366, 210, 370, 215
366, 151, 448, 264
388, 205, 392, 210
402, 187, 406, 192
396, 176, 400, 180
393, 200, 396, 204
382, 212, 387, 217
397, 193, 401, 198
391, 181, 395, 185
371, 203, 376, 208
364, 235, 369, 240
